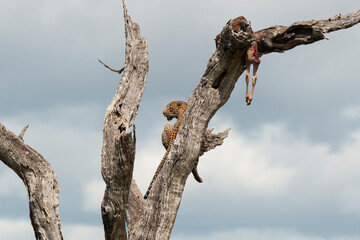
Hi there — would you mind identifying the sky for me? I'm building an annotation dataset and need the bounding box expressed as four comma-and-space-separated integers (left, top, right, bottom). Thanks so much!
0, 0, 360, 239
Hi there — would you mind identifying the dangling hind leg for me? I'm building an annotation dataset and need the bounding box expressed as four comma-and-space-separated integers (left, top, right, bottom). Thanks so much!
245, 60, 251, 103
247, 62, 259, 105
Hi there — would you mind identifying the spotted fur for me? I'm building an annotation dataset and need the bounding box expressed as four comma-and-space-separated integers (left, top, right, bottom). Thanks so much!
144, 101, 202, 199
161, 123, 203, 184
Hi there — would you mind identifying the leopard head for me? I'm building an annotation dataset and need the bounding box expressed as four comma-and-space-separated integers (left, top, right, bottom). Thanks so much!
163, 101, 187, 121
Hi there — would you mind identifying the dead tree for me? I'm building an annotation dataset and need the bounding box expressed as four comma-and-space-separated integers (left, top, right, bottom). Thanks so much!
0, 0, 359, 239
0, 124, 63, 240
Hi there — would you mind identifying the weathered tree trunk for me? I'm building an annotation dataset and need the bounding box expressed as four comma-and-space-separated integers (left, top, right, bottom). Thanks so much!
0, 1, 359, 239
100, 0, 149, 239
0, 123, 63, 240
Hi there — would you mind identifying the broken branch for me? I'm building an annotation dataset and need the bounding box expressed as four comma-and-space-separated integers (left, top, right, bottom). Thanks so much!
256, 9, 360, 54
98, 59, 124, 74
200, 128, 230, 156
18, 124, 29, 140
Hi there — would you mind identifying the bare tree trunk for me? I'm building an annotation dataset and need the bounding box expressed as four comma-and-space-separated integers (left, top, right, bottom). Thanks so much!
0, 0, 359, 239
0, 123, 63, 240
100, 0, 149, 239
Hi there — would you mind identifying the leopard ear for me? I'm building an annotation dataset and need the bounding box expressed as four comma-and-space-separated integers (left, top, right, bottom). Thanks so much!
177, 101, 182, 107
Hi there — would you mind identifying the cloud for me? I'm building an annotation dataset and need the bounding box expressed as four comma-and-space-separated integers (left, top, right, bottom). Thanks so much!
0, 0, 122, 45
198, 123, 296, 196
0, 218, 103, 240
63, 223, 103, 240
339, 187, 360, 215
200, 118, 360, 213
1, 103, 104, 180
341, 106, 360, 121
0, 218, 33, 240
82, 180, 105, 213
0, 169, 26, 198
132, 127, 165, 194
172, 228, 360, 240
134, 121, 296, 197
132, 116, 360, 220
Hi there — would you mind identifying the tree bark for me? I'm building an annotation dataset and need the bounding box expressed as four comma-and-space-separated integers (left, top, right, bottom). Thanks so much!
100, 0, 149, 239
0, 123, 63, 240
255, 9, 360, 54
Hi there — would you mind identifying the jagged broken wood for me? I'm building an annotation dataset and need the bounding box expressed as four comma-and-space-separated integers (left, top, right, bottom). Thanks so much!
255, 9, 360, 54
200, 128, 230, 156
100, 0, 148, 239
18, 124, 29, 140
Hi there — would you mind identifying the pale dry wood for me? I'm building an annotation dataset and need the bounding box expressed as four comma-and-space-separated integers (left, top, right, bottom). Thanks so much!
0, 123, 63, 240
100, 0, 148, 239
18, 124, 29, 140
200, 128, 230, 156
126, 180, 145, 230
255, 9, 360, 54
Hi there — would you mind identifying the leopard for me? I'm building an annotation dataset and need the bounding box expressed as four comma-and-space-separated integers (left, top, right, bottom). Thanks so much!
144, 100, 202, 199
